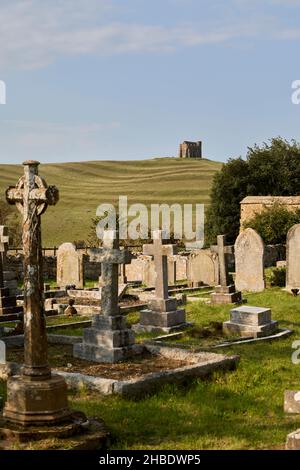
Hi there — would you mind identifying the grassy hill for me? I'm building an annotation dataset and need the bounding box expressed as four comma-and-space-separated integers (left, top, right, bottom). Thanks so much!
0, 157, 222, 246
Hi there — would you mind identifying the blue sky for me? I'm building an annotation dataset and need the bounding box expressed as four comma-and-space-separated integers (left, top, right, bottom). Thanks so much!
1, 0, 300, 163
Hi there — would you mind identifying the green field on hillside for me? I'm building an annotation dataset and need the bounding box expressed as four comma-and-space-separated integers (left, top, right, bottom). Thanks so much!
0, 157, 222, 246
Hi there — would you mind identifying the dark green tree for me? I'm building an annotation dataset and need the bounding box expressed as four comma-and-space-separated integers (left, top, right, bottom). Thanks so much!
206, 137, 300, 245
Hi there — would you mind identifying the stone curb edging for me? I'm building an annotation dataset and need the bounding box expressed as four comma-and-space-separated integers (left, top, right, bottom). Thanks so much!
0, 345, 239, 399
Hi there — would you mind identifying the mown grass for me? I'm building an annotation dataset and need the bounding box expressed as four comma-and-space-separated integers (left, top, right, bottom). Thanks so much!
2, 288, 300, 449
0, 158, 221, 246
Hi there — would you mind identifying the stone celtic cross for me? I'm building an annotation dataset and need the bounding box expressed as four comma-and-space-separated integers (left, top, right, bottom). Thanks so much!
6, 160, 59, 380
143, 230, 177, 300
98, 230, 132, 317
211, 234, 233, 287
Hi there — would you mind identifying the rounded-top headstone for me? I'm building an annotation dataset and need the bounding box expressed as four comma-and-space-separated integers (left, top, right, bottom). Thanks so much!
235, 228, 265, 292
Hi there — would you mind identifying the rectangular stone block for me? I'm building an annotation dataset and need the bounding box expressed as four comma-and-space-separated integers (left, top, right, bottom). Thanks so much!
83, 328, 135, 348
92, 315, 126, 331
0, 306, 23, 316
230, 306, 271, 326
0, 296, 18, 308
215, 285, 236, 294
211, 291, 242, 304
0, 288, 10, 297
139, 308, 186, 328
223, 320, 278, 338
149, 298, 177, 312
73, 343, 136, 363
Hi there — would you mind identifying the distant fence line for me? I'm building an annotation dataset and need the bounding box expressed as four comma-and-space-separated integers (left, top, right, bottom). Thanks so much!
7, 245, 144, 257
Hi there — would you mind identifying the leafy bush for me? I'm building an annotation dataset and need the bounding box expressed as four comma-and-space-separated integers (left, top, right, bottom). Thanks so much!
265, 267, 286, 287
244, 203, 300, 244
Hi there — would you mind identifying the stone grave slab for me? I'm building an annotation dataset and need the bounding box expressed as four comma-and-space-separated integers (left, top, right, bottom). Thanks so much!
223, 305, 278, 338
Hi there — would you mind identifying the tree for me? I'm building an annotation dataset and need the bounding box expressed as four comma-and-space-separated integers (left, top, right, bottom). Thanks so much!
0, 199, 22, 246
244, 203, 300, 244
206, 137, 300, 245
205, 157, 249, 245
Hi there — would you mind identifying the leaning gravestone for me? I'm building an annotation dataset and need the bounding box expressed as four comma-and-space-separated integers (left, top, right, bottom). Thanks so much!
286, 224, 300, 292
235, 228, 265, 292
57, 243, 85, 289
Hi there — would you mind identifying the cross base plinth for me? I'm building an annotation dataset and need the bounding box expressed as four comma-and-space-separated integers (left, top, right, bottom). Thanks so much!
133, 307, 190, 334
0, 413, 110, 450
223, 320, 278, 338
73, 314, 139, 363
3, 374, 72, 426
210, 286, 242, 304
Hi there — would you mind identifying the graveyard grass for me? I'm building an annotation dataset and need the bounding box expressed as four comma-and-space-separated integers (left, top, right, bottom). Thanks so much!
0, 158, 221, 246
56, 289, 300, 449
2, 288, 300, 449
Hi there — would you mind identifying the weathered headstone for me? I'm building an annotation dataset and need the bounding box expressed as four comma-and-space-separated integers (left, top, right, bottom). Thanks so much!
210, 235, 242, 304
187, 249, 219, 287
286, 224, 300, 292
0, 226, 23, 316
74, 230, 137, 363
57, 242, 85, 289
133, 230, 187, 333
223, 305, 278, 338
2, 160, 72, 426
0, 340, 6, 364
235, 228, 265, 292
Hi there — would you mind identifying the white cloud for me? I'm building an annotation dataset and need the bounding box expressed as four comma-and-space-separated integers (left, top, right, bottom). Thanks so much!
0, 0, 265, 70
0, 0, 299, 70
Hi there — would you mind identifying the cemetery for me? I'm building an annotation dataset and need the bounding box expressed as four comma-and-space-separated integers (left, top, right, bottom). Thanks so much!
0, 147, 300, 451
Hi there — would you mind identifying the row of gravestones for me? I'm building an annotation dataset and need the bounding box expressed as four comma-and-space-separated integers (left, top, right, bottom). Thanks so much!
56, 242, 188, 289
54, 225, 298, 293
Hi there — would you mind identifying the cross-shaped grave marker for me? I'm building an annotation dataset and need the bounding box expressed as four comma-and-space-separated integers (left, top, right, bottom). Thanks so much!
134, 230, 187, 333
3, 160, 72, 426
210, 234, 241, 304
211, 234, 233, 287
143, 230, 177, 301
74, 230, 137, 363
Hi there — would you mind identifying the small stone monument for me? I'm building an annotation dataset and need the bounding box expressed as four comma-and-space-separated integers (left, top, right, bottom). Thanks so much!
235, 228, 265, 292
57, 242, 85, 289
0, 226, 23, 317
223, 305, 278, 338
133, 230, 187, 333
74, 230, 137, 363
210, 235, 241, 304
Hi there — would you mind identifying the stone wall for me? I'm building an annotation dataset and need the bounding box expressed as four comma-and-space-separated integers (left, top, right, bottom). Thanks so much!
6, 255, 102, 281
240, 196, 300, 228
